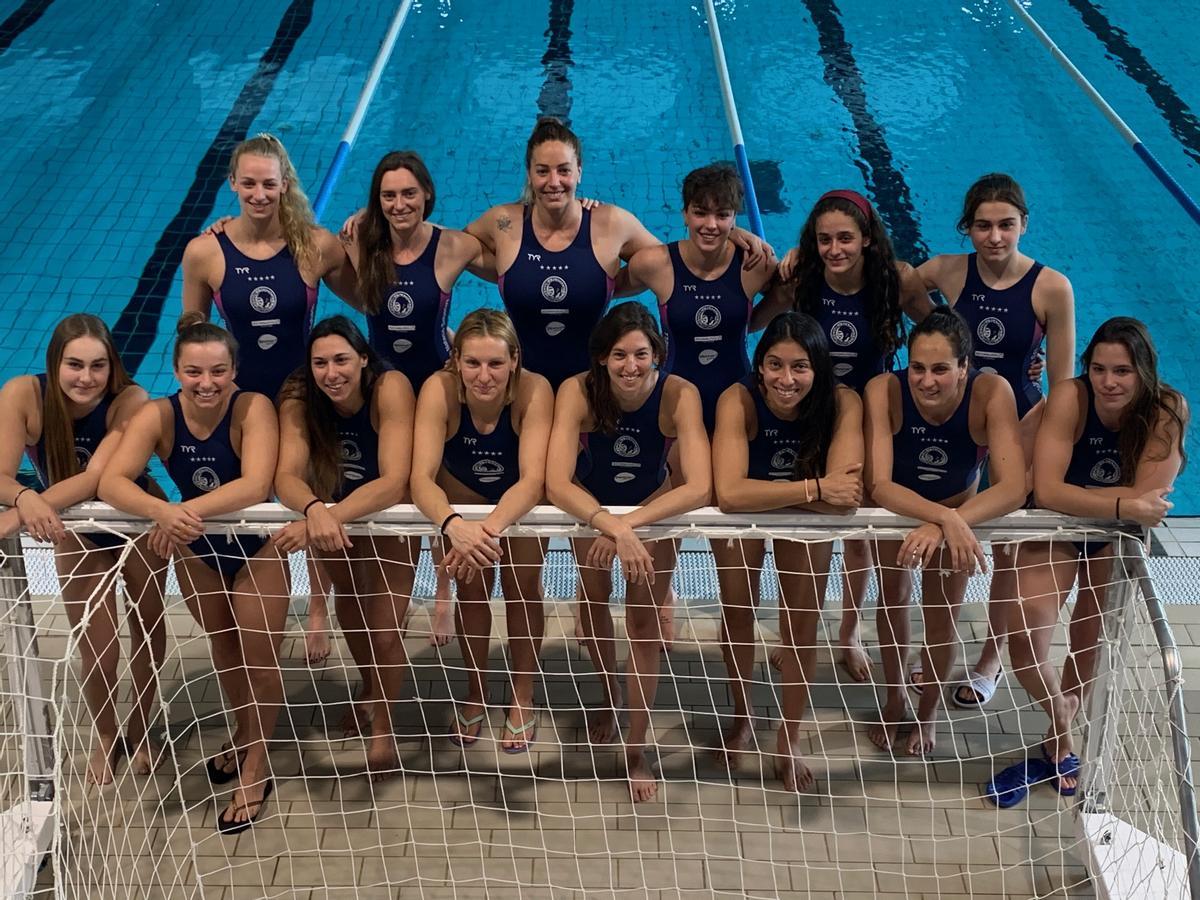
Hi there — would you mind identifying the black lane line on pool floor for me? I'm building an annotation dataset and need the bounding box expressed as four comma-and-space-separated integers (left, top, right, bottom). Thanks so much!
537, 0, 574, 124
0, 0, 54, 55
113, 0, 315, 373
1065, 0, 1200, 166
800, 0, 930, 264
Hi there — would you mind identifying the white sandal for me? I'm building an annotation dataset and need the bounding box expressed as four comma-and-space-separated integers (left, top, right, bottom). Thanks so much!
907, 663, 924, 696
952, 668, 1005, 708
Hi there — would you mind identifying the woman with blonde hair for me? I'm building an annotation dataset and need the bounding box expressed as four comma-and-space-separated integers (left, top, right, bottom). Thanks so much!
410, 309, 553, 752
0, 314, 166, 784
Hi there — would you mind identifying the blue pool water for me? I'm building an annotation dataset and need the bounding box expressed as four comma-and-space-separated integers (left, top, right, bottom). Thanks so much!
1, 0, 1198, 507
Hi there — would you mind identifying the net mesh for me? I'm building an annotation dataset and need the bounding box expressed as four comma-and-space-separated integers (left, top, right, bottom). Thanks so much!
0, 508, 1194, 899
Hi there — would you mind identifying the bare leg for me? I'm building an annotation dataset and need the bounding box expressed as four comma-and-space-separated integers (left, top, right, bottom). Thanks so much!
497, 538, 546, 750
837, 539, 874, 682
320, 555, 375, 736
907, 555, 968, 757
121, 533, 168, 775
774, 540, 832, 791
304, 556, 332, 665
449, 563, 494, 745
1061, 553, 1114, 710
714, 539, 765, 766
955, 545, 1014, 704
575, 538, 622, 745
623, 539, 678, 803
429, 541, 455, 647
868, 541, 912, 752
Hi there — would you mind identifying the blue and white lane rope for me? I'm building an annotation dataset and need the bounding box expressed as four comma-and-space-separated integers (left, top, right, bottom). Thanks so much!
312, 1, 415, 220
702, 0, 766, 239
1005, 0, 1200, 228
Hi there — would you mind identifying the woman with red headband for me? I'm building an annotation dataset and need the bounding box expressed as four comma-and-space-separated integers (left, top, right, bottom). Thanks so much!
753, 189, 931, 685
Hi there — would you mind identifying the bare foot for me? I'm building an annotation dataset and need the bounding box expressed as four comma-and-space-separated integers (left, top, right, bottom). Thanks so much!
126, 734, 164, 776
713, 717, 756, 769
428, 596, 454, 648
305, 621, 331, 666
906, 715, 938, 757
769, 646, 785, 672
839, 634, 872, 683
866, 700, 910, 752
659, 590, 676, 653
221, 773, 273, 829
449, 701, 486, 747
774, 726, 814, 792
366, 732, 400, 782
86, 733, 123, 786
501, 702, 537, 752
588, 706, 622, 745
627, 750, 658, 803
340, 696, 376, 738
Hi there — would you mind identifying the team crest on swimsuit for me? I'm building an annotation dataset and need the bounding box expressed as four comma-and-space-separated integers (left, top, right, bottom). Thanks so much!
340, 440, 362, 462
770, 447, 797, 472
74, 447, 92, 469
249, 286, 278, 314
830, 321, 857, 347
540, 275, 568, 303
695, 305, 721, 330
918, 446, 948, 469
613, 435, 641, 458
192, 466, 221, 492
1090, 458, 1121, 485
472, 459, 505, 483
387, 291, 414, 319
977, 317, 1005, 346
545, 321, 566, 337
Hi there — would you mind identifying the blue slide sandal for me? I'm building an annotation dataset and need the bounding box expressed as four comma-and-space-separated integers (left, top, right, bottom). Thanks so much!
985, 758, 1052, 809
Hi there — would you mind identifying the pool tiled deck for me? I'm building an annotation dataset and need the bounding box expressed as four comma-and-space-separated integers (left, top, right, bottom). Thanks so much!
29, 575, 1200, 900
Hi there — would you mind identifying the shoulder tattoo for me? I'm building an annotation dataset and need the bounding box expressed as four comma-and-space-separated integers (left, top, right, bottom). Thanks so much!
497, 214, 512, 232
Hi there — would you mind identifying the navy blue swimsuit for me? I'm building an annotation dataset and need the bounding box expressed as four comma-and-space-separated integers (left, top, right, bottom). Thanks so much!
332, 390, 381, 502
164, 392, 266, 579
576, 374, 671, 506
25, 374, 125, 551
213, 232, 317, 400
811, 279, 890, 393
366, 227, 452, 391
498, 207, 615, 389
954, 253, 1045, 419
743, 376, 805, 481
891, 370, 986, 503
660, 243, 751, 432
442, 404, 521, 503
1064, 377, 1123, 557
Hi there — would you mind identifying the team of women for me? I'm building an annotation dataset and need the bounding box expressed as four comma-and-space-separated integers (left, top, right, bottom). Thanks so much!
0, 119, 1188, 832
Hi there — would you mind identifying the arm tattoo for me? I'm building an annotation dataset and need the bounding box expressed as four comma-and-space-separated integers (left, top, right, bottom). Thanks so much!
497, 214, 512, 232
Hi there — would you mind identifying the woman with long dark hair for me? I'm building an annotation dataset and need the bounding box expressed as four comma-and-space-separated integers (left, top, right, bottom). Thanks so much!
410, 310, 553, 752
712, 312, 863, 790
273, 316, 416, 778
546, 301, 711, 802
987, 318, 1186, 806
863, 307, 1025, 757
0, 314, 166, 784
754, 190, 932, 683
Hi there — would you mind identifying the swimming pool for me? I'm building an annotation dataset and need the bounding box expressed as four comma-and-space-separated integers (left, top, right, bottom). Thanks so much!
1, 0, 1197, 507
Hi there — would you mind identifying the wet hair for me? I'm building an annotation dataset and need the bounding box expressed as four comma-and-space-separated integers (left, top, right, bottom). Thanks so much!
356, 151, 437, 316
908, 305, 973, 364
682, 164, 744, 213
174, 311, 239, 369
228, 133, 319, 272
42, 314, 133, 485
449, 308, 523, 405
752, 312, 837, 479
792, 192, 905, 360
1081, 317, 1188, 483
586, 302, 666, 435
956, 173, 1028, 236
521, 117, 583, 204
280, 316, 386, 501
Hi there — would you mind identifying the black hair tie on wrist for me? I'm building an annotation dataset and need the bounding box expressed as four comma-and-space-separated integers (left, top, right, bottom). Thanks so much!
440, 512, 463, 535
303, 498, 322, 517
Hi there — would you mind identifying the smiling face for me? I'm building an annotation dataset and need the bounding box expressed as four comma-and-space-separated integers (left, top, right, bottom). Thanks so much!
456, 334, 516, 404
56, 335, 111, 410
815, 210, 869, 279
758, 339, 813, 413
175, 341, 236, 410
603, 329, 657, 397
968, 200, 1026, 265
528, 140, 580, 212
230, 153, 286, 222
378, 166, 430, 235
310, 334, 367, 407
684, 200, 736, 254
907, 333, 968, 412
1088, 341, 1140, 417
